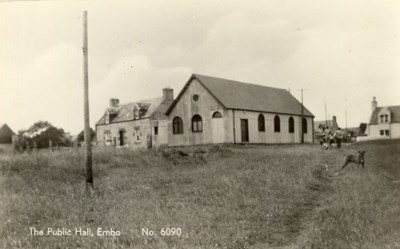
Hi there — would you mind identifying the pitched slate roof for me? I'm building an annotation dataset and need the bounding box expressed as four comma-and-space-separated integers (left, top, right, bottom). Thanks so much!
96, 97, 164, 125
314, 120, 333, 130
166, 74, 314, 117
369, 105, 400, 124
0, 123, 15, 143
0, 123, 14, 134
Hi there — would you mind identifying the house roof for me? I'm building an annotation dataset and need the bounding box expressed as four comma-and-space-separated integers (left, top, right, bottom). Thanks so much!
369, 105, 400, 124
166, 74, 314, 117
0, 123, 15, 138
96, 97, 163, 125
314, 120, 333, 129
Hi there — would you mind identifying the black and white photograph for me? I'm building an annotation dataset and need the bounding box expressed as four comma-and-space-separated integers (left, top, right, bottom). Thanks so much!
0, 0, 399, 248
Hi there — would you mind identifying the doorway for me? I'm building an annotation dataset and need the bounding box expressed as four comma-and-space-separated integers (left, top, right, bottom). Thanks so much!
241, 119, 249, 142
119, 130, 125, 146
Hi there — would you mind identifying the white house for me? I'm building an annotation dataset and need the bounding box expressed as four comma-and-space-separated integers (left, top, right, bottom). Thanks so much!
360, 97, 400, 140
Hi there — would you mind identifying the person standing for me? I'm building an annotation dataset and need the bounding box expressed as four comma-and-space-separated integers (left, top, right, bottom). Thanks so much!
335, 128, 343, 148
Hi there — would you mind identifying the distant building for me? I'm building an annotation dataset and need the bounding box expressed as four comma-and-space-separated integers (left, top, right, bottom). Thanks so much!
95, 88, 174, 148
361, 97, 400, 140
314, 116, 339, 134
0, 123, 16, 153
314, 116, 339, 142
346, 123, 367, 141
165, 74, 314, 146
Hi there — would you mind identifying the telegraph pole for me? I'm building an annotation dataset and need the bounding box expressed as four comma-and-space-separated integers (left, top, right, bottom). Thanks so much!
83, 11, 93, 190
345, 109, 348, 138
325, 101, 328, 128
301, 88, 304, 144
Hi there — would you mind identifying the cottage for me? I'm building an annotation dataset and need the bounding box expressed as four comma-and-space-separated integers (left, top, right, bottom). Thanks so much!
314, 116, 339, 134
0, 123, 16, 153
314, 116, 339, 142
362, 97, 400, 140
165, 74, 314, 146
95, 88, 174, 148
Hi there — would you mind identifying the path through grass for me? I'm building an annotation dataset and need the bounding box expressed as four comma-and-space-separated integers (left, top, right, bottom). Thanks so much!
0, 140, 399, 248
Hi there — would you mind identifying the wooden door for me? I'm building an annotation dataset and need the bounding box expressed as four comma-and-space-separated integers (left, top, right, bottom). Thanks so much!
241, 119, 249, 142
119, 130, 124, 146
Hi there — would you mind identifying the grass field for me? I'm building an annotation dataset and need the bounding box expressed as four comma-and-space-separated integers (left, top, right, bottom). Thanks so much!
0, 139, 399, 249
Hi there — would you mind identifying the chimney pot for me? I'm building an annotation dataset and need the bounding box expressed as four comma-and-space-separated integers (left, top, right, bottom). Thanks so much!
109, 98, 120, 108
371, 96, 377, 112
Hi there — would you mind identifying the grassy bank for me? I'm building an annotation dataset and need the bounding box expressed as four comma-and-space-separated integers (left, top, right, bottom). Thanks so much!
0, 140, 399, 249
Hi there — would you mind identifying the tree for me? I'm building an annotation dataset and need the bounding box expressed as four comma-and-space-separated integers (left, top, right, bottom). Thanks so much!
17, 121, 71, 149
77, 128, 96, 143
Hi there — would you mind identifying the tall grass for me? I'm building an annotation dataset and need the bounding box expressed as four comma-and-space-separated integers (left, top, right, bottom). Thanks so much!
0, 140, 399, 248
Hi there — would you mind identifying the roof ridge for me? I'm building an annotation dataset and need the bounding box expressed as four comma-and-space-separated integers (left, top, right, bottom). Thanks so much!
193, 73, 287, 92
378, 105, 400, 109
119, 96, 162, 107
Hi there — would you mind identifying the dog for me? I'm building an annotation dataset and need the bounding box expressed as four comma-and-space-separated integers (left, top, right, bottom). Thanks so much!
342, 151, 366, 169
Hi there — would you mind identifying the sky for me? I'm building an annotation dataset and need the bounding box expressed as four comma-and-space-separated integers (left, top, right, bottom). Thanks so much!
0, 0, 399, 135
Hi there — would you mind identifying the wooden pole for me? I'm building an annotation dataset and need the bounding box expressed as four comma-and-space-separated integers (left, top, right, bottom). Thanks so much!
345, 109, 348, 139
301, 88, 304, 144
325, 100, 328, 128
83, 11, 93, 189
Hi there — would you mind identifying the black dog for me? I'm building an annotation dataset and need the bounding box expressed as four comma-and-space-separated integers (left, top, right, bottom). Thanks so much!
342, 151, 366, 169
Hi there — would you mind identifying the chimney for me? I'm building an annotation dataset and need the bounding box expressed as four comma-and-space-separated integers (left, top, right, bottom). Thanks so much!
109, 98, 119, 108
371, 96, 377, 112
162, 88, 174, 101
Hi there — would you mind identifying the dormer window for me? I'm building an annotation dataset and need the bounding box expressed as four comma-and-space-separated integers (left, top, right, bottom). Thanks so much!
379, 114, 389, 123
133, 106, 139, 120
105, 115, 110, 124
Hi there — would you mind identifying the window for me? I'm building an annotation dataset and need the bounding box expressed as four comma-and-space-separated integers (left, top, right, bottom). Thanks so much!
212, 111, 222, 118
258, 114, 265, 132
302, 118, 308, 134
385, 130, 390, 136
192, 114, 203, 132
136, 133, 141, 142
381, 114, 389, 123
104, 131, 112, 144
173, 117, 183, 134
288, 117, 294, 133
154, 126, 158, 135
105, 115, 110, 124
192, 94, 199, 102
274, 115, 280, 132
380, 130, 384, 136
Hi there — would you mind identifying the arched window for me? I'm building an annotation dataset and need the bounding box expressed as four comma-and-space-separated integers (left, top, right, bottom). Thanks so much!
173, 117, 183, 134
258, 114, 265, 132
288, 117, 294, 133
212, 111, 222, 118
192, 114, 203, 132
274, 115, 280, 132
302, 118, 308, 134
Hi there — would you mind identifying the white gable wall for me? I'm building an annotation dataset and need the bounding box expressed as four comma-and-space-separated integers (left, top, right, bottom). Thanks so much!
167, 78, 314, 146
167, 79, 226, 146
